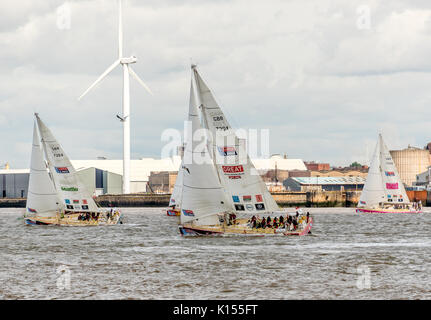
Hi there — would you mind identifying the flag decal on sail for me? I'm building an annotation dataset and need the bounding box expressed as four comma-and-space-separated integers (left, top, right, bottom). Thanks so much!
217, 146, 237, 156
82, 199, 88, 204
27, 208, 37, 213
385, 171, 395, 176
66, 205, 74, 210
182, 210, 195, 217
82, 205, 89, 210
255, 195, 263, 202
55, 167, 69, 174
255, 203, 265, 210
386, 183, 398, 190
65, 199, 70, 204
232, 196, 240, 203
360, 201, 366, 205
73, 199, 79, 204
246, 204, 253, 211
234, 204, 245, 211
243, 195, 252, 202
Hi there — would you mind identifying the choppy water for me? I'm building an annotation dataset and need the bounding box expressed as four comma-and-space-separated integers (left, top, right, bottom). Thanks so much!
0, 207, 430, 300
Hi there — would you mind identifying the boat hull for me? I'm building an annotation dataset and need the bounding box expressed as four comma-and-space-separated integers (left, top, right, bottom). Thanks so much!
24, 212, 123, 226
356, 208, 422, 214
179, 217, 313, 237
166, 209, 181, 217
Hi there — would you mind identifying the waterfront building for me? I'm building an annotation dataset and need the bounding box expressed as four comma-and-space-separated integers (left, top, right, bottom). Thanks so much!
283, 176, 366, 192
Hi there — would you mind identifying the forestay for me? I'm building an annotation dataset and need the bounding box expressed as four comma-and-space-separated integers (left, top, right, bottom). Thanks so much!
193, 68, 280, 215
36, 114, 99, 213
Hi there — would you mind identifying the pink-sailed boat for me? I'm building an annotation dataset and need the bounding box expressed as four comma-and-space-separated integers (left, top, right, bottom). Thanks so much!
356, 134, 422, 214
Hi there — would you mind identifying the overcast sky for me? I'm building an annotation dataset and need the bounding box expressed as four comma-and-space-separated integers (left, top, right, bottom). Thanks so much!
1, 0, 431, 169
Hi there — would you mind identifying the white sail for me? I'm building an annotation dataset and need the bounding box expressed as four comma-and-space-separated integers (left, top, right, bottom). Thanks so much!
169, 163, 183, 207
379, 134, 410, 204
26, 121, 60, 217
358, 134, 410, 208
180, 78, 231, 226
193, 67, 280, 215
35, 114, 99, 213
358, 137, 385, 208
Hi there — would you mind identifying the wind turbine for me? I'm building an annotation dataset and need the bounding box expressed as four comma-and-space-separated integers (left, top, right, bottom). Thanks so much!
78, 0, 152, 194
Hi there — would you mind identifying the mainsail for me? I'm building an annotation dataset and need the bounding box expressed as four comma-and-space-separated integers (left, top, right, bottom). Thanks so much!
180, 78, 231, 226
192, 67, 280, 215
358, 134, 409, 208
35, 114, 99, 213
26, 121, 60, 217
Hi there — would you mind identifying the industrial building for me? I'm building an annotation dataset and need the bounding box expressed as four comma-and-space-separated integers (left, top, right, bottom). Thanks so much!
75, 167, 122, 196
0, 169, 29, 198
0, 167, 121, 199
283, 176, 365, 192
390, 146, 431, 186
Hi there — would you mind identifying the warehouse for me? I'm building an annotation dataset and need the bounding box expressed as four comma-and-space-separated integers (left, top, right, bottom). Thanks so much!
283, 176, 365, 192
0, 169, 29, 198
0, 167, 121, 198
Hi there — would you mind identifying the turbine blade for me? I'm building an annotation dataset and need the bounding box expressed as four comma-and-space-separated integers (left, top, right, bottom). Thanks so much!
129, 67, 153, 95
118, 0, 123, 58
78, 59, 121, 100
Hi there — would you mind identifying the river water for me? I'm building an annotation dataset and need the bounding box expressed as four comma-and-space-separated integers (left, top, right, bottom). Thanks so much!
0, 207, 430, 300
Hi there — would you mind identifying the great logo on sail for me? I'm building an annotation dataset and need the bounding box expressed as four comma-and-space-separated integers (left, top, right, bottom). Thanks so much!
222, 165, 244, 174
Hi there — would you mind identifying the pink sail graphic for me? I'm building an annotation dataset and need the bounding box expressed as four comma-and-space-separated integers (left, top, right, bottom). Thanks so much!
386, 183, 399, 190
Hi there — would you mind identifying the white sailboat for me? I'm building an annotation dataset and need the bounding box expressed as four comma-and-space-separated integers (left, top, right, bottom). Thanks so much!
167, 157, 183, 216
24, 114, 123, 226
178, 66, 313, 236
356, 134, 422, 214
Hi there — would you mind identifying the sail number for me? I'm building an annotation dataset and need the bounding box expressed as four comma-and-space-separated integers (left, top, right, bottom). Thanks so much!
51, 146, 64, 158
215, 126, 229, 131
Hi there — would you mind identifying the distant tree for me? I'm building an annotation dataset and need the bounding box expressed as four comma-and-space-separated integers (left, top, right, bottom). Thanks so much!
350, 162, 362, 168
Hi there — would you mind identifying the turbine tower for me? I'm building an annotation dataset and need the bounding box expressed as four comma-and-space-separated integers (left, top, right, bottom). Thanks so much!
79, 0, 152, 194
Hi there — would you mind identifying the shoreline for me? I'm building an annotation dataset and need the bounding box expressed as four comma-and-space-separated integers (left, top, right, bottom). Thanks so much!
1, 191, 362, 208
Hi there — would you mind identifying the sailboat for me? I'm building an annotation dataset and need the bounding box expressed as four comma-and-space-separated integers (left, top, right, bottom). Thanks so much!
24, 114, 123, 226
167, 162, 183, 216
356, 134, 422, 214
177, 66, 313, 236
